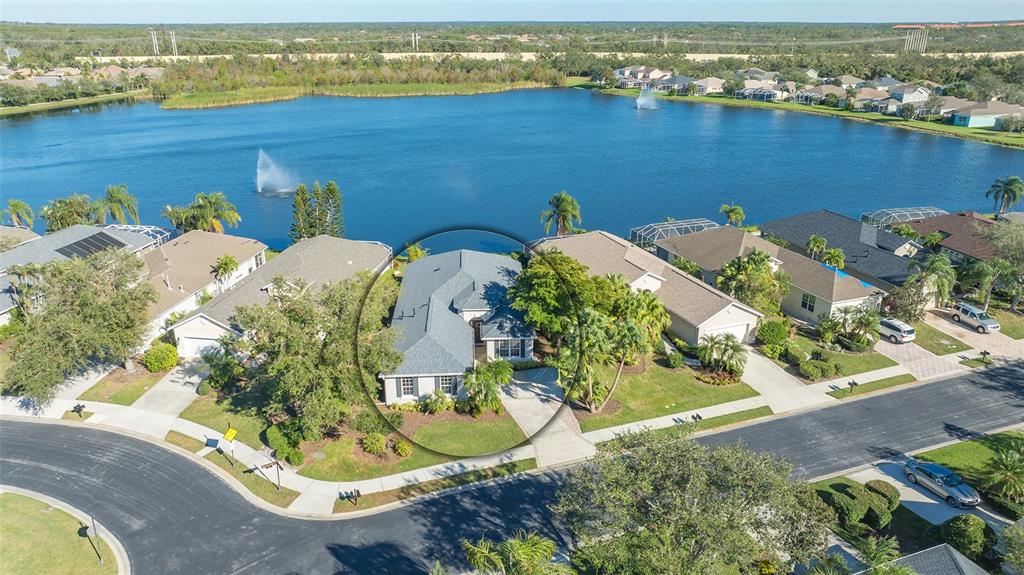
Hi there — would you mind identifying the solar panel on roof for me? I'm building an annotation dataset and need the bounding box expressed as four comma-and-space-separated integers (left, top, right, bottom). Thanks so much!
55, 231, 127, 258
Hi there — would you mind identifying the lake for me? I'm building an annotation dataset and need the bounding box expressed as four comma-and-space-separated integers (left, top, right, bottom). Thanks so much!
2, 88, 1022, 251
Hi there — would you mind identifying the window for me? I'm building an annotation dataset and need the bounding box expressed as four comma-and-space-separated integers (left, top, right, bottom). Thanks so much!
399, 378, 414, 396
255, 252, 265, 267
438, 375, 455, 394
801, 293, 816, 312
496, 339, 522, 359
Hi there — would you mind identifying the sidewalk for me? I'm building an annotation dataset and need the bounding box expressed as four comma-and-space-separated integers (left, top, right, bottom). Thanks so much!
502, 368, 596, 467
741, 351, 835, 412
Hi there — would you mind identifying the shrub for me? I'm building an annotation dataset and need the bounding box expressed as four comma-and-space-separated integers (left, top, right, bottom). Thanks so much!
455, 398, 482, 417
757, 319, 790, 346
799, 359, 838, 380
0, 320, 24, 343
264, 423, 305, 465
760, 343, 786, 360
940, 514, 996, 560
837, 334, 872, 353
383, 411, 404, 431
196, 379, 212, 396
141, 342, 178, 372
832, 492, 868, 527
865, 480, 901, 512
666, 352, 685, 368
200, 346, 244, 392
362, 432, 388, 457
393, 439, 413, 457
422, 388, 455, 414
509, 359, 547, 370
862, 496, 892, 530
785, 345, 809, 365
352, 410, 387, 434
388, 401, 421, 413
695, 371, 741, 386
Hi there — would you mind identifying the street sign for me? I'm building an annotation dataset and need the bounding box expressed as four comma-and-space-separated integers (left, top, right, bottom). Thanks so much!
224, 427, 238, 442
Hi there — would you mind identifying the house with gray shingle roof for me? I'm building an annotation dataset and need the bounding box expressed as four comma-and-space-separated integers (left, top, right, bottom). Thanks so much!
381, 250, 533, 404
855, 544, 987, 575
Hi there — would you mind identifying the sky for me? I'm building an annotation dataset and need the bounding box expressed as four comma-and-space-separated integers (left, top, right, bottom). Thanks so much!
2, 0, 1022, 24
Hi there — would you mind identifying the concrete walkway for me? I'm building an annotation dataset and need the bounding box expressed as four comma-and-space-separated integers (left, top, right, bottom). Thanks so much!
741, 351, 835, 412
501, 368, 595, 467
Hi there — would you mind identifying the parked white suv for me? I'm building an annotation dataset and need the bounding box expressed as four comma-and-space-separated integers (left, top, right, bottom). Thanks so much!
951, 301, 1001, 334
878, 317, 916, 344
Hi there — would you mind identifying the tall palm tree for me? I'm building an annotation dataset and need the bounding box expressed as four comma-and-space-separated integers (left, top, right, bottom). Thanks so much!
860, 536, 900, 568
964, 258, 1014, 312
163, 192, 241, 233
463, 359, 513, 415
93, 184, 140, 225
889, 223, 918, 240
908, 254, 957, 308
850, 306, 880, 341
3, 199, 34, 228
810, 554, 851, 575
558, 308, 612, 412
600, 319, 646, 411
921, 231, 944, 251
539, 191, 581, 236
806, 234, 827, 260
719, 203, 746, 227
821, 247, 846, 269
212, 254, 240, 293
462, 530, 573, 575
986, 176, 1024, 217
983, 443, 1024, 504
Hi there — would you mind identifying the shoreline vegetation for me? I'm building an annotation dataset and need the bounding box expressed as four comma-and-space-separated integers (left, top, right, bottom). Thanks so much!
0, 89, 151, 117
593, 85, 1024, 149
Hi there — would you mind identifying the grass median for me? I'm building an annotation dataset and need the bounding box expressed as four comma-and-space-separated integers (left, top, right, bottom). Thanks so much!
205, 449, 300, 508
827, 374, 917, 399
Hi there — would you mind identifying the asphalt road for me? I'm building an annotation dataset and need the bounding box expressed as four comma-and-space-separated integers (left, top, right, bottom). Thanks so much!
1, 362, 1021, 574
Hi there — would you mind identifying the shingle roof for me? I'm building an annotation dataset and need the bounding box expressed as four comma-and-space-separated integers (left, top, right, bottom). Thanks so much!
761, 210, 919, 288
531, 231, 758, 326
952, 100, 1024, 117
655, 226, 879, 301
908, 212, 998, 261
386, 250, 530, 376
177, 235, 391, 330
0, 226, 40, 248
856, 544, 987, 575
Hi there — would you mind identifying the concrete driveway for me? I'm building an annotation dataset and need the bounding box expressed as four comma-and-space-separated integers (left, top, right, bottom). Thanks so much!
502, 368, 595, 467
925, 309, 1024, 360
848, 462, 1011, 529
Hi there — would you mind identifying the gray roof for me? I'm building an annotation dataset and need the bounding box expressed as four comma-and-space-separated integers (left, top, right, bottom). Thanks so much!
385, 250, 530, 377
856, 544, 987, 575
0, 226, 40, 247
761, 210, 919, 288
0, 224, 155, 314
177, 235, 391, 330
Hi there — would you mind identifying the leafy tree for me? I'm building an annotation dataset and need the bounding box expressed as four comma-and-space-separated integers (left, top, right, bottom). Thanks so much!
860, 536, 900, 568
462, 530, 573, 575
889, 223, 918, 239
1004, 521, 1024, 573
289, 183, 311, 243
987, 176, 1023, 217
907, 254, 956, 307
554, 430, 833, 575
882, 283, 929, 324
898, 103, 916, 120
963, 258, 1014, 312
821, 247, 846, 269
809, 554, 851, 575
806, 234, 827, 260
509, 249, 595, 347
697, 332, 747, 375
921, 231, 944, 250
982, 440, 1024, 504
985, 220, 1024, 311
554, 308, 611, 412
3, 199, 34, 228
93, 184, 139, 225
463, 359, 513, 415
163, 192, 241, 233
939, 514, 996, 560
212, 254, 239, 292
671, 256, 702, 278
40, 193, 96, 232
716, 248, 789, 314
540, 191, 582, 236
719, 203, 746, 226
2, 250, 156, 405
403, 242, 428, 263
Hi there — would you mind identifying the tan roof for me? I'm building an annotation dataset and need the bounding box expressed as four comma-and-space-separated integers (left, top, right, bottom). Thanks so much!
0, 226, 40, 247
854, 87, 889, 100
145, 230, 267, 317
656, 226, 878, 303
953, 101, 1024, 117
907, 212, 998, 261
531, 231, 758, 326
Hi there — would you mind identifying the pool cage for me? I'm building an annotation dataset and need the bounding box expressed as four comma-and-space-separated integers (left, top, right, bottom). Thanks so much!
860, 207, 948, 229
103, 224, 177, 246
629, 218, 720, 250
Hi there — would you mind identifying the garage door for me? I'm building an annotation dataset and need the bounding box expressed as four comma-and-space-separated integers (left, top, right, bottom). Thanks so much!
177, 337, 220, 359
705, 324, 751, 342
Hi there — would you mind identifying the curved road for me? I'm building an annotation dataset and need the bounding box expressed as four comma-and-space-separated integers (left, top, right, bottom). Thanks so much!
1, 362, 1021, 574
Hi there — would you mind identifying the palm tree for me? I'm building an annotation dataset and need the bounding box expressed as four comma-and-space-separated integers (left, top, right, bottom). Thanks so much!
697, 333, 746, 374
558, 308, 612, 412
850, 306, 880, 341
921, 231, 944, 251
983, 443, 1024, 504
462, 530, 574, 575
93, 185, 140, 225
163, 192, 241, 233
806, 234, 827, 260
600, 318, 646, 411
986, 176, 1024, 217
890, 223, 918, 240
835, 306, 857, 335
908, 254, 957, 308
821, 247, 846, 269
719, 203, 746, 227
3, 199, 34, 228
860, 536, 900, 568
810, 554, 851, 575
463, 359, 513, 415
964, 258, 1014, 312
539, 191, 581, 236
671, 256, 702, 278
212, 254, 240, 292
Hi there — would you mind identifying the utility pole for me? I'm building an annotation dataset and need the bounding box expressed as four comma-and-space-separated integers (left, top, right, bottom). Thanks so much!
150, 29, 160, 55
170, 30, 178, 56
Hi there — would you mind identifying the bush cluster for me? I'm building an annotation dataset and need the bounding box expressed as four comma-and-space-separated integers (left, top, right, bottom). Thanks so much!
798, 359, 841, 380
351, 410, 404, 435
421, 388, 455, 414
265, 424, 304, 465
940, 514, 996, 560
388, 401, 421, 413
455, 398, 482, 417
666, 352, 685, 369
196, 380, 213, 396
141, 342, 178, 372
393, 439, 413, 457
831, 483, 895, 531
695, 371, 741, 386
757, 319, 790, 346
760, 342, 787, 360
865, 480, 901, 512
362, 432, 388, 457
837, 334, 873, 353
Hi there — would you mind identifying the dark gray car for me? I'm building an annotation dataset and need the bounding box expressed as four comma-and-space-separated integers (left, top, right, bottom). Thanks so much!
903, 459, 981, 507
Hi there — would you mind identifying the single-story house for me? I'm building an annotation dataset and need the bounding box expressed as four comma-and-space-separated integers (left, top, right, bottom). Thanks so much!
907, 211, 998, 264
0, 225, 40, 249
654, 75, 695, 92
531, 231, 762, 346
871, 75, 904, 90
853, 87, 889, 101
889, 83, 930, 103
741, 79, 776, 91
854, 544, 986, 575
655, 226, 881, 325
143, 230, 267, 341
951, 101, 1024, 128
761, 210, 921, 291
0, 224, 156, 325
835, 74, 865, 89
794, 84, 847, 105
170, 235, 391, 358
735, 86, 783, 102
739, 67, 779, 82
692, 77, 725, 95
93, 65, 127, 82
799, 68, 819, 80
380, 250, 534, 404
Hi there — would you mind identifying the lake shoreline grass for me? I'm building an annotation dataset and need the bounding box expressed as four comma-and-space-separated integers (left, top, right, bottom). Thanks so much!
0, 90, 151, 117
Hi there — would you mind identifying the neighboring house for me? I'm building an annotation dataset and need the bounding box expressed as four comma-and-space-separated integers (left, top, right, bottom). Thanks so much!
907, 211, 998, 264
614, 66, 672, 88
936, 95, 975, 116
854, 544, 987, 575
853, 87, 889, 101
171, 235, 391, 358
871, 75, 904, 90
655, 226, 880, 325
951, 101, 1024, 128
736, 86, 783, 102
794, 84, 847, 104
864, 97, 904, 115
0, 226, 40, 249
800, 68, 819, 80
143, 230, 267, 340
380, 250, 534, 404
128, 66, 164, 80
654, 75, 695, 92
761, 210, 921, 291
835, 74, 865, 89
741, 79, 776, 90
0, 224, 156, 325
739, 67, 779, 81
692, 77, 725, 95
889, 84, 931, 103
531, 231, 762, 346
93, 65, 127, 82
0, 78, 38, 90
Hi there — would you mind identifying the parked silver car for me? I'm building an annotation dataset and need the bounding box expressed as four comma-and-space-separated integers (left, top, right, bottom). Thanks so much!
903, 459, 981, 507
878, 317, 916, 344
951, 301, 1000, 334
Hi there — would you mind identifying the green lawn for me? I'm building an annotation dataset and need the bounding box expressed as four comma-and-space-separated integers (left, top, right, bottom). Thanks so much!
578, 362, 759, 433
788, 334, 897, 379
334, 458, 537, 512
61, 410, 94, 421
204, 450, 300, 508
412, 416, 528, 457
0, 492, 117, 575
827, 374, 917, 399
916, 431, 1023, 490
911, 323, 971, 356
297, 433, 453, 482
990, 308, 1024, 340
76, 367, 165, 406
164, 430, 206, 453
960, 357, 993, 369
179, 392, 268, 449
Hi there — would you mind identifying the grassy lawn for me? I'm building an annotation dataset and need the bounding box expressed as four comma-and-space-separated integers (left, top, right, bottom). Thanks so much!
990, 308, 1024, 340
0, 492, 117, 575
960, 357, 993, 369
164, 430, 206, 453
827, 374, 917, 399
412, 416, 527, 457
788, 334, 897, 379
179, 392, 268, 449
204, 450, 300, 508
76, 367, 166, 406
916, 431, 1023, 490
578, 362, 759, 433
297, 434, 453, 482
333, 458, 537, 512
911, 323, 970, 356
61, 410, 94, 421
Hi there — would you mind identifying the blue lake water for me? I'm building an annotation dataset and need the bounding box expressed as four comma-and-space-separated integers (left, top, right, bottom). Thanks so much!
2, 88, 1022, 251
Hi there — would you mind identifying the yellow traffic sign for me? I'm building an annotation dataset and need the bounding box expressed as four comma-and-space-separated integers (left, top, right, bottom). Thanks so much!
224, 427, 238, 442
